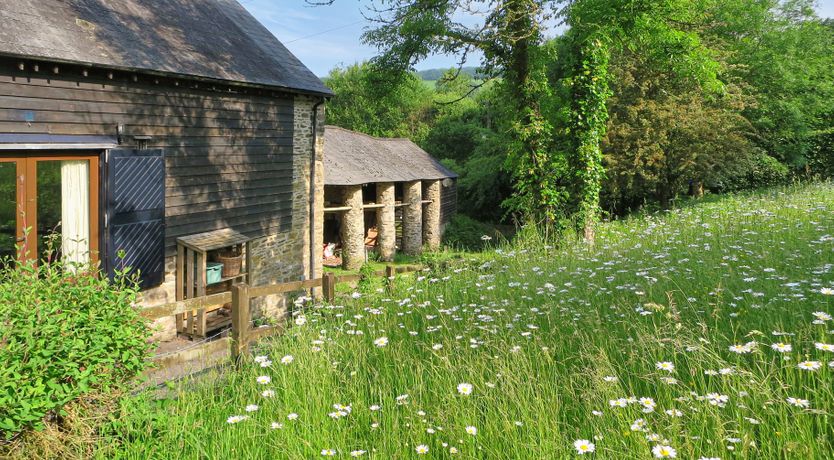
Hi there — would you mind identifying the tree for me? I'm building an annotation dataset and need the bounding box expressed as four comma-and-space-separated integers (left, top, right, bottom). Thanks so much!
558, 0, 723, 241
601, 51, 755, 212
323, 62, 435, 144
348, 0, 564, 223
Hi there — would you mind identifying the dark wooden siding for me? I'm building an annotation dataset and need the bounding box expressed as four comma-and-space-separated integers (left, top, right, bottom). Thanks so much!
440, 179, 457, 224
0, 61, 295, 257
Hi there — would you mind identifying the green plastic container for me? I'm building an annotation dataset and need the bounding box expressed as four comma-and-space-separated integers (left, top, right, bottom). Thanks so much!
206, 262, 223, 284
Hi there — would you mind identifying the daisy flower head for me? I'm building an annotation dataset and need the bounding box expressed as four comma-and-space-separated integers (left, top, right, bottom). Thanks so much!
262, 390, 275, 398
350, 450, 367, 457
812, 311, 832, 321
256, 375, 271, 385
245, 404, 258, 412
771, 343, 792, 353
374, 337, 389, 347
287, 412, 299, 420
415, 444, 429, 454
652, 445, 677, 458
457, 382, 474, 396
656, 361, 675, 372
815, 343, 834, 352
821, 287, 834, 296
270, 422, 283, 429
797, 360, 822, 371
465, 425, 478, 436
281, 355, 294, 365
574, 439, 596, 455
321, 448, 336, 456
226, 415, 247, 424
786, 397, 810, 408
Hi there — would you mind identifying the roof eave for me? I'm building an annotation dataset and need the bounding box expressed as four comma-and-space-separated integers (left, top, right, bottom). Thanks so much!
0, 52, 334, 98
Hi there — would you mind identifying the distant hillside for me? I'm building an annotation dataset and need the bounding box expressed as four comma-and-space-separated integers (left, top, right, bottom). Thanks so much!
416, 67, 480, 81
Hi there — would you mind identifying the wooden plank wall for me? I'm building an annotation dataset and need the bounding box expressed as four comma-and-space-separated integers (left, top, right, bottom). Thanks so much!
440, 179, 457, 225
0, 60, 295, 256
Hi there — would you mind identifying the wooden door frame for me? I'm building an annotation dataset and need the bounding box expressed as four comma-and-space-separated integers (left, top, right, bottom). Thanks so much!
0, 152, 101, 265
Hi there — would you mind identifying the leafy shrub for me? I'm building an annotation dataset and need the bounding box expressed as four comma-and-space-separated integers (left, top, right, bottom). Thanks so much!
748, 153, 790, 188
0, 259, 151, 438
441, 214, 496, 251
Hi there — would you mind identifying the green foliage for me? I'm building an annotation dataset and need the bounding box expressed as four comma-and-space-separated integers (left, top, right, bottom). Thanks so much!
441, 214, 496, 251
0, 259, 150, 438
357, 263, 377, 293
324, 63, 435, 145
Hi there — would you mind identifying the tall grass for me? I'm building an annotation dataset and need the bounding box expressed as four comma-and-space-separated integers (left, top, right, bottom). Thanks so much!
100, 184, 834, 459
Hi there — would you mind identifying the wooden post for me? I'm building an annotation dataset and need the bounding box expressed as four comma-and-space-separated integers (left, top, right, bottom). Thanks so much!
231, 283, 251, 363
322, 272, 335, 303
386, 265, 395, 293
175, 244, 185, 332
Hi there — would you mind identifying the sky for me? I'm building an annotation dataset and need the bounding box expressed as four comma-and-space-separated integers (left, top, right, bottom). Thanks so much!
242, 0, 834, 77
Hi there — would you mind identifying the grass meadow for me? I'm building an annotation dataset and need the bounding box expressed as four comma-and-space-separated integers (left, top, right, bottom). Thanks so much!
100, 183, 834, 459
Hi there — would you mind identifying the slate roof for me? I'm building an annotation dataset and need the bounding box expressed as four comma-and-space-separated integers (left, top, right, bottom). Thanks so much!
324, 126, 457, 186
0, 0, 332, 96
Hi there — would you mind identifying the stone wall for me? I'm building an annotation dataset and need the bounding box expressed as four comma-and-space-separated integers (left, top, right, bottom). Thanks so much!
402, 180, 423, 255
376, 182, 396, 261
422, 180, 441, 251
141, 94, 325, 342
340, 184, 366, 270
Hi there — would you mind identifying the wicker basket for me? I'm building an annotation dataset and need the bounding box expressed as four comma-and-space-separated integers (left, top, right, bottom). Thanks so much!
216, 253, 243, 278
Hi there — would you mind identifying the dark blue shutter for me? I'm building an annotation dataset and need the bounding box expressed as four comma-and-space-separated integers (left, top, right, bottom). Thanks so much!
104, 149, 166, 289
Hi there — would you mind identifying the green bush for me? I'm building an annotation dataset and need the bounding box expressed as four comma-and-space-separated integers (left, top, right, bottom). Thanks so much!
441, 214, 496, 251
748, 153, 790, 188
0, 259, 151, 438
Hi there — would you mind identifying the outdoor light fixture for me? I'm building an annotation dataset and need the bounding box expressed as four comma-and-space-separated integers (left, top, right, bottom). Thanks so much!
116, 123, 125, 144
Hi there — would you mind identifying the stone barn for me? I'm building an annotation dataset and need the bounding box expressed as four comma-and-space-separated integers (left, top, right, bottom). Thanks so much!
321, 126, 457, 270
0, 0, 331, 341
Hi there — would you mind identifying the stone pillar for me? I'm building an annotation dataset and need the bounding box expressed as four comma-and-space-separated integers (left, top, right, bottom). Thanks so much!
376, 182, 396, 261
422, 180, 441, 251
341, 185, 365, 270
402, 180, 423, 255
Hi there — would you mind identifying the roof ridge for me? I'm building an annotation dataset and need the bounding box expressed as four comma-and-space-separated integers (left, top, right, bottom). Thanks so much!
324, 125, 415, 143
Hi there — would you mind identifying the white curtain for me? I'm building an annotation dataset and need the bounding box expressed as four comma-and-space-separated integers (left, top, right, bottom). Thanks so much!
61, 160, 89, 265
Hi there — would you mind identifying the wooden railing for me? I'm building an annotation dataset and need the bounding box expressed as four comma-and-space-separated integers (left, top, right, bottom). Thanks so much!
141, 264, 422, 383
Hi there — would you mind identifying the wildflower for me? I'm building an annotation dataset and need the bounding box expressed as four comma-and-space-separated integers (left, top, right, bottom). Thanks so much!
226, 415, 247, 424
630, 418, 647, 432
574, 439, 596, 455
705, 393, 729, 407
262, 390, 275, 398
295, 315, 307, 326
245, 404, 258, 412
449, 446, 459, 454
603, 376, 618, 382
728, 343, 754, 354
281, 355, 294, 365
270, 422, 283, 429
457, 383, 474, 395
415, 444, 429, 454
350, 450, 367, 457
698, 457, 721, 460
369, 404, 381, 411
656, 362, 675, 372
797, 360, 822, 371
812, 311, 832, 321
821, 287, 834, 296
254, 355, 269, 364
374, 337, 389, 347
256, 375, 271, 385
609, 398, 628, 408
465, 425, 478, 435
287, 413, 299, 420
481, 235, 493, 241
815, 343, 834, 352
396, 394, 409, 405
652, 445, 677, 458
432, 344, 443, 350
321, 448, 336, 456
786, 397, 810, 408
665, 409, 683, 417
771, 343, 792, 353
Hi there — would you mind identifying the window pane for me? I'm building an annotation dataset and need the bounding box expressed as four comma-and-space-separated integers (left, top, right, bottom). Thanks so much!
36, 160, 91, 264
36, 160, 63, 261
0, 163, 16, 266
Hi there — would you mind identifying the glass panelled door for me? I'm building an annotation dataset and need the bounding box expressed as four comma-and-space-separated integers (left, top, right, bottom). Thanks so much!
0, 153, 99, 266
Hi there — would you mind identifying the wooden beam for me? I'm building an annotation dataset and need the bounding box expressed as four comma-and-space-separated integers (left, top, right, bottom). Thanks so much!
140, 292, 232, 320
323, 206, 352, 212
248, 278, 322, 297
231, 283, 251, 362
